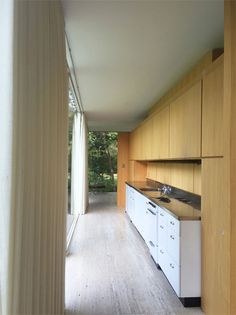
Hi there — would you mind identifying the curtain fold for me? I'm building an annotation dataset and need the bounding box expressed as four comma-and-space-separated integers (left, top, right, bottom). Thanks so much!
0, 1, 14, 314
0, 1, 68, 314
71, 113, 88, 216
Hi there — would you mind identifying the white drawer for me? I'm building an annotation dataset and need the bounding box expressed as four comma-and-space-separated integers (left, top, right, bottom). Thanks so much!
158, 208, 168, 223
149, 240, 158, 264
158, 246, 167, 270
165, 253, 180, 296
167, 230, 180, 265
158, 219, 167, 249
168, 215, 180, 236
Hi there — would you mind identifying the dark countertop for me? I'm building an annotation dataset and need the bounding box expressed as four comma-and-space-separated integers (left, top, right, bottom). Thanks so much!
126, 181, 201, 221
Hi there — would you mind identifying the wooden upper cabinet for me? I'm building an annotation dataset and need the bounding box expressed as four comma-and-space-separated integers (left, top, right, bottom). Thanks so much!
169, 81, 201, 158
202, 57, 223, 157
129, 132, 135, 160
129, 128, 138, 160
152, 105, 170, 159
141, 119, 153, 160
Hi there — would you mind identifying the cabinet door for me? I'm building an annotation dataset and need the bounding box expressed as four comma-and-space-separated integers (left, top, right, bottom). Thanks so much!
202, 57, 223, 157
164, 254, 180, 296
129, 132, 135, 160
201, 158, 229, 314
167, 229, 180, 265
127, 187, 135, 222
134, 191, 146, 235
126, 185, 130, 213
158, 208, 168, 249
170, 82, 201, 158
152, 105, 170, 159
140, 120, 153, 160
135, 127, 142, 160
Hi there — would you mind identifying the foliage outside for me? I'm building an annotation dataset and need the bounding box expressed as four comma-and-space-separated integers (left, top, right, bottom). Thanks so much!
88, 131, 118, 192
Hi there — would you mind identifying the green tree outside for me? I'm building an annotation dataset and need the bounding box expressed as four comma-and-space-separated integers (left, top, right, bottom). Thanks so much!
88, 131, 118, 192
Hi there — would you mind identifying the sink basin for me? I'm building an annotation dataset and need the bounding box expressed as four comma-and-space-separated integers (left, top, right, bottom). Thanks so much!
139, 187, 158, 192
156, 196, 171, 203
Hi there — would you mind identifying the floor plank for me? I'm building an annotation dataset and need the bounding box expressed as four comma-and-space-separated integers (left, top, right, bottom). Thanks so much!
65, 192, 204, 315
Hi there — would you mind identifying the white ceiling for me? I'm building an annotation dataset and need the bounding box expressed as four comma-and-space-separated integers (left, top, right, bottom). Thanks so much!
62, 0, 224, 131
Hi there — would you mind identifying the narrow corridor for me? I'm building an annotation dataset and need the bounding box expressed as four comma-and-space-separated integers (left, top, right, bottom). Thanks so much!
65, 193, 203, 315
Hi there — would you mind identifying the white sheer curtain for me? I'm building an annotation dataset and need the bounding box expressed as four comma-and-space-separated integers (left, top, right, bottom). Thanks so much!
71, 113, 88, 216
0, 1, 14, 314
0, 1, 68, 314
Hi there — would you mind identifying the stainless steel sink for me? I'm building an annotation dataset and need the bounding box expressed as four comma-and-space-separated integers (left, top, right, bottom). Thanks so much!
139, 187, 158, 192
156, 196, 171, 203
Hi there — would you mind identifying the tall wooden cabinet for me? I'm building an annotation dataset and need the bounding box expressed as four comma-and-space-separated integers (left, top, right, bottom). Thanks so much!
169, 81, 202, 158
202, 56, 223, 157
201, 158, 230, 315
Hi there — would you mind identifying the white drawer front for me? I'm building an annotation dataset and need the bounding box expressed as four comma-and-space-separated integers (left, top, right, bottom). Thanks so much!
167, 231, 180, 265
148, 240, 158, 263
158, 220, 167, 249
158, 208, 168, 222
168, 215, 180, 236
165, 254, 180, 296
158, 247, 167, 269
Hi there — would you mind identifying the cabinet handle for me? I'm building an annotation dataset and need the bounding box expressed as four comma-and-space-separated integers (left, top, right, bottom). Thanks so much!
147, 208, 156, 215
148, 201, 156, 208
160, 250, 164, 254
160, 225, 164, 229
149, 241, 155, 247
169, 263, 174, 269
170, 235, 175, 240
170, 221, 175, 225
160, 213, 164, 217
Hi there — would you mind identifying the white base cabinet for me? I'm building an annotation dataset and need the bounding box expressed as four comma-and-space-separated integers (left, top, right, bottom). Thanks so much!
126, 185, 159, 263
126, 184, 201, 305
158, 208, 201, 298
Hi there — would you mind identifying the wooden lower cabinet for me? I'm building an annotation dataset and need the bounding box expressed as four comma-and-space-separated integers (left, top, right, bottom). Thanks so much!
201, 158, 230, 315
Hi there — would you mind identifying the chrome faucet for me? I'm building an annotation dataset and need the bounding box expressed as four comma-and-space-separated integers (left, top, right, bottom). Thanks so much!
158, 185, 172, 195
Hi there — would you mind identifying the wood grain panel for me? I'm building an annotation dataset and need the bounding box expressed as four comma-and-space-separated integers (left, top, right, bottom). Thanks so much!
170, 163, 194, 192
193, 164, 201, 195
152, 105, 170, 159
117, 133, 130, 209
147, 162, 199, 194
224, 2, 236, 314
129, 132, 135, 160
141, 119, 153, 160
128, 161, 147, 182
146, 163, 157, 180
201, 158, 230, 315
155, 163, 171, 185
149, 51, 214, 116
202, 56, 224, 157
170, 82, 202, 158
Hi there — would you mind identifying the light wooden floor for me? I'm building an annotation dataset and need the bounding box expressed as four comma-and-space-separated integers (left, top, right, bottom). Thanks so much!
65, 192, 204, 315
